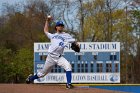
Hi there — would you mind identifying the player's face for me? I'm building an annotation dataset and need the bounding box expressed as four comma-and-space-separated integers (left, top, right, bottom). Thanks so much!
56, 25, 64, 32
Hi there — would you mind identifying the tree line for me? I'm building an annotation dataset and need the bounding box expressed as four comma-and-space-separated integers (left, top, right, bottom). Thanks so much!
0, 0, 140, 83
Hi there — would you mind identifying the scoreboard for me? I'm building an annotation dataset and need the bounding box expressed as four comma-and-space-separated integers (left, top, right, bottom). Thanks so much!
34, 42, 120, 83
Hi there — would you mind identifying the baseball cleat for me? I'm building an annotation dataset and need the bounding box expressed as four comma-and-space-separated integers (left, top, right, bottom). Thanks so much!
66, 84, 74, 89
26, 74, 33, 84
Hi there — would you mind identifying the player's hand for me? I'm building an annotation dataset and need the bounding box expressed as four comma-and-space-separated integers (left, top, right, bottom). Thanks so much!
75, 42, 80, 48
47, 15, 53, 22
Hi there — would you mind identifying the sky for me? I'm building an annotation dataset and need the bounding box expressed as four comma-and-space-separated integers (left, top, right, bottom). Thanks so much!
0, 0, 25, 14
0, 0, 22, 4
0, 0, 24, 6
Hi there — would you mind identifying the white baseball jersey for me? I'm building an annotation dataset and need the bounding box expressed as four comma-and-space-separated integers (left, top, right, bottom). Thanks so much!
45, 32, 75, 56
37, 32, 74, 77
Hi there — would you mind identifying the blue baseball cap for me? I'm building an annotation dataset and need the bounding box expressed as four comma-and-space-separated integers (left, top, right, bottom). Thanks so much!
56, 21, 64, 26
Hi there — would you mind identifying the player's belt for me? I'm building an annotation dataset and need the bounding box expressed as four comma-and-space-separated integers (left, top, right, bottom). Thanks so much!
49, 53, 62, 57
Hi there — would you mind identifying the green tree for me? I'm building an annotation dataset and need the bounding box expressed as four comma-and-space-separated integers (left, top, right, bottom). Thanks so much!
131, 9, 140, 83
0, 47, 13, 83
10, 48, 33, 83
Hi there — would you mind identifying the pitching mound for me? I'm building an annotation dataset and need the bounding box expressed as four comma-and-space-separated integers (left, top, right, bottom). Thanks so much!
0, 84, 127, 93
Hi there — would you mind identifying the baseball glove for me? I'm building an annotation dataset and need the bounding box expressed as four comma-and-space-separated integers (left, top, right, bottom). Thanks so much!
71, 42, 80, 52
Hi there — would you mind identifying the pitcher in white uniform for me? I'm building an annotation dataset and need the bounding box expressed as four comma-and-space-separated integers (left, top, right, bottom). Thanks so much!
26, 17, 78, 89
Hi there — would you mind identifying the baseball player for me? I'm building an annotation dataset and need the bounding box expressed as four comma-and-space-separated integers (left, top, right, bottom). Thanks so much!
26, 16, 79, 89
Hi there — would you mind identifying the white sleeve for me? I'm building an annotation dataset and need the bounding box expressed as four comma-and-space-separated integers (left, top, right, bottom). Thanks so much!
44, 32, 53, 39
65, 34, 75, 43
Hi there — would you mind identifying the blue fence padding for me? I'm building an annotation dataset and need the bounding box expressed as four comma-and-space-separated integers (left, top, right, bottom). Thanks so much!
91, 86, 140, 93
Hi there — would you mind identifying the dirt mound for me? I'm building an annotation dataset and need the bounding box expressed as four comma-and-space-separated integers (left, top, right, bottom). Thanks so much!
0, 84, 126, 93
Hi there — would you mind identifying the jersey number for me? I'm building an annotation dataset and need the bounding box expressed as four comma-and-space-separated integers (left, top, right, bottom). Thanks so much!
59, 42, 64, 47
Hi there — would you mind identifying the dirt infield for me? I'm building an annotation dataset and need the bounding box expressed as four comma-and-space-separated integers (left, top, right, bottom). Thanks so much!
0, 84, 127, 93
